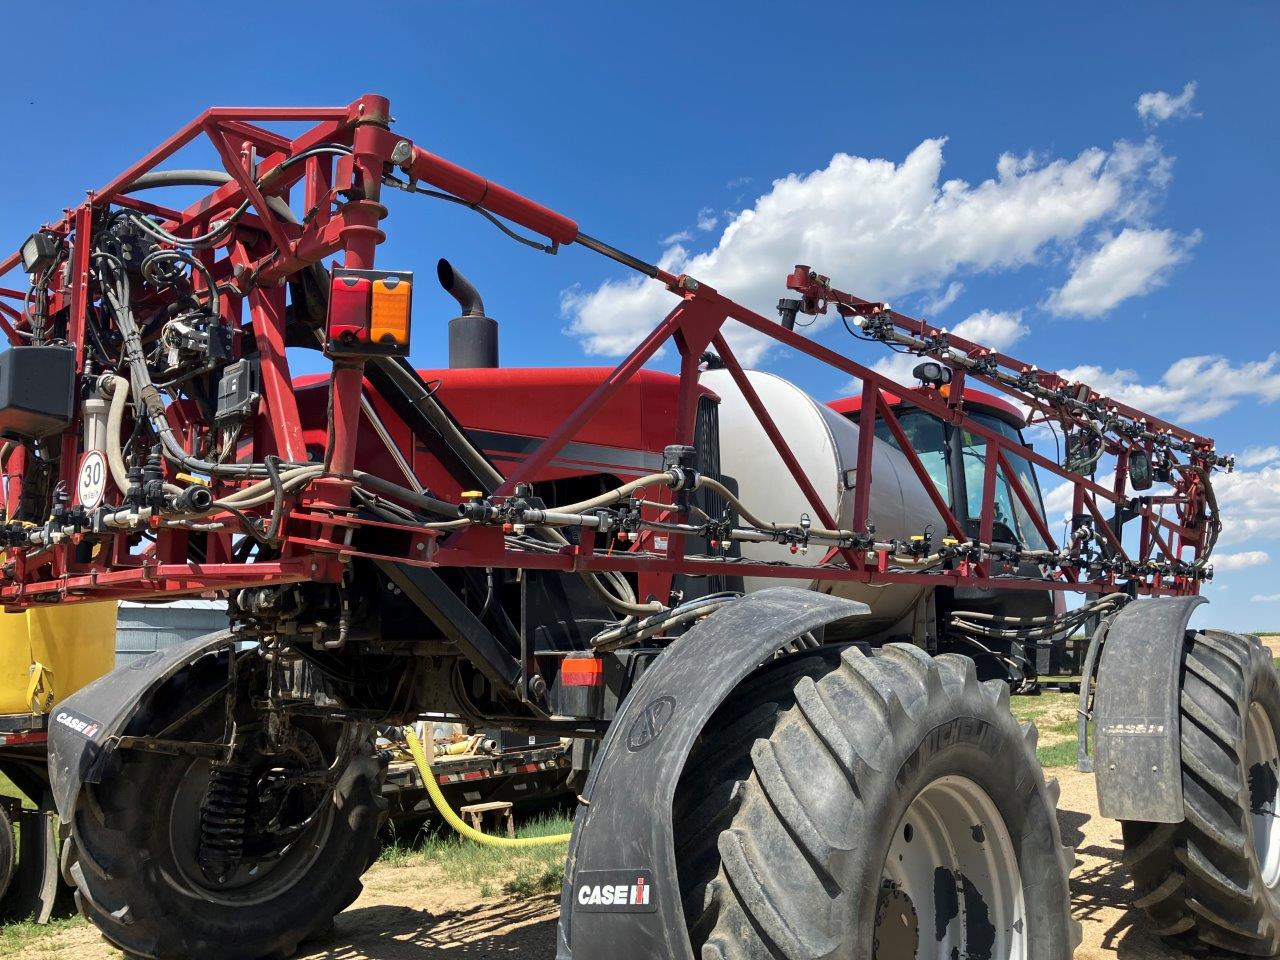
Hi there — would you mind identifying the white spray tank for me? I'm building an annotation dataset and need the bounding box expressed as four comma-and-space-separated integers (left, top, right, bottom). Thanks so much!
701, 368, 944, 637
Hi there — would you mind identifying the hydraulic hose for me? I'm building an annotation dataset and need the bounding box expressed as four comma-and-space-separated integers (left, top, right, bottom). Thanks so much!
101, 375, 132, 494
402, 727, 571, 848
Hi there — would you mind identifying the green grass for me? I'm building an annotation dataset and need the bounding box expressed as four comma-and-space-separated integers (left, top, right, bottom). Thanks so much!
378, 811, 573, 894
1008, 690, 1082, 767
1034, 740, 1080, 769
0, 769, 35, 810
0, 915, 86, 955
503, 859, 566, 897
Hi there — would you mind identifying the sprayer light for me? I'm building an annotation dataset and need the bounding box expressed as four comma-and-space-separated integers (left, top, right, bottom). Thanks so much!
912, 361, 953, 387
21, 232, 58, 275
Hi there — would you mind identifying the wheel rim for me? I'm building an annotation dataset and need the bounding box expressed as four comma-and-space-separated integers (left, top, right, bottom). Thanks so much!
1245, 701, 1280, 888
877, 775, 1027, 960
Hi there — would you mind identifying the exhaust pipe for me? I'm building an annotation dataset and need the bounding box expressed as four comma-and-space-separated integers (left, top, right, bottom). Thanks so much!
438, 259, 498, 369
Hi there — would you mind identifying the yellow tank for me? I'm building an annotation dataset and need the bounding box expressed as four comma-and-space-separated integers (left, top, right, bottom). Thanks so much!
0, 603, 118, 716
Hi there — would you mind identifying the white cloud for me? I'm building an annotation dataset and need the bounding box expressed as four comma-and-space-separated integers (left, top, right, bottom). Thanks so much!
868, 309, 1028, 387
1238, 446, 1280, 469
1058, 354, 1280, 423
1213, 550, 1271, 571
696, 207, 718, 232
921, 281, 964, 316
562, 136, 1172, 363
1252, 594, 1280, 604
1137, 82, 1200, 125
1215, 466, 1280, 545
659, 230, 693, 245
1047, 227, 1199, 317
726, 176, 753, 189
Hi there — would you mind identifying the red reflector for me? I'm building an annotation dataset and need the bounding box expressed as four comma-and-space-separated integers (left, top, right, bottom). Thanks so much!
0, 731, 47, 747
327, 275, 371, 346
563, 657, 604, 686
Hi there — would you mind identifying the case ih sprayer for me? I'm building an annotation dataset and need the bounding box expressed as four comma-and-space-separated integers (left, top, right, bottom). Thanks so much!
0, 93, 1266, 960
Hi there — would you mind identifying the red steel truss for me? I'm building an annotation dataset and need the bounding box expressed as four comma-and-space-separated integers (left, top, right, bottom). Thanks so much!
0, 94, 1225, 606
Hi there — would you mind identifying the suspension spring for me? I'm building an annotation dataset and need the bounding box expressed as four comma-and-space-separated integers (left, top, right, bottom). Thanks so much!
197, 761, 252, 882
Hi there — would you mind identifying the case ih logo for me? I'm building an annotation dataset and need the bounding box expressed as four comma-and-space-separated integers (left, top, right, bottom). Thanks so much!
55, 711, 100, 739
574, 869, 658, 913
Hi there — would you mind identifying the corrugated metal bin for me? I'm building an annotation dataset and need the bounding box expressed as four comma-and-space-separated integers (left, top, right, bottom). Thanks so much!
115, 600, 229, 667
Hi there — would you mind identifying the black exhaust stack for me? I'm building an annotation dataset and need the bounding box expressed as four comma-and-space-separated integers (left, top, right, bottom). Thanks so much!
438, 259, 498, 369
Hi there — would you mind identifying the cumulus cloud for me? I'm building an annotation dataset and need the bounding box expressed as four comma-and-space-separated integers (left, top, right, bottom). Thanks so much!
1058, 354, 1280, 423
1238, 446, 1280, 469
659, 230, 692, 245
1213, 550, 1271, 571
1215, 466, 1280, 545
1137, 82, 1200, 125
1046, 227, 1200, 317
696, 207, 719, 232
562, 136, 1173, 364
920, 281, 964, 316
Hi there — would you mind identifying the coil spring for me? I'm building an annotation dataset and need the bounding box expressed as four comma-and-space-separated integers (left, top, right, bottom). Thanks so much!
197, 761, 251, 881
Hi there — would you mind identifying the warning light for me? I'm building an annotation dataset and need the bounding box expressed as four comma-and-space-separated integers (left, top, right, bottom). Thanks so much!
325, 268, 413, 358
327, 275, 371, 347
371, 276, 412, 348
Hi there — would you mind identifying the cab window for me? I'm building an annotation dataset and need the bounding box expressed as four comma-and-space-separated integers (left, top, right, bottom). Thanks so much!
869, 406, 1048, 550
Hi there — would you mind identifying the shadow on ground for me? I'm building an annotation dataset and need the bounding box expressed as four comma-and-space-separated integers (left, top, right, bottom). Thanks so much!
1057, 802, 1204, 959
300, 895, 557, 960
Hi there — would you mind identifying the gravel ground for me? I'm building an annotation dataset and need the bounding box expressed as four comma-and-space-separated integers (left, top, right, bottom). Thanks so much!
8, 765, 1200, 960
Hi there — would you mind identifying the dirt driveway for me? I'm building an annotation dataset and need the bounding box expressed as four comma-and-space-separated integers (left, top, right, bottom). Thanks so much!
9, 766, 1199, 960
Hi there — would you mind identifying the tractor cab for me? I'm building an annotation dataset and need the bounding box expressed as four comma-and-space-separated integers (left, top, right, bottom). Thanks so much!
829, 387, 1050, 551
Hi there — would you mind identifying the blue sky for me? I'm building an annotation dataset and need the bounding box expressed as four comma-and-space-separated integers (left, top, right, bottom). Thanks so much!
1, 2, 1277, 629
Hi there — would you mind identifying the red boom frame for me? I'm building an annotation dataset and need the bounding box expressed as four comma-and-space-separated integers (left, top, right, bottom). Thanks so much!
0, 93, 1220, 607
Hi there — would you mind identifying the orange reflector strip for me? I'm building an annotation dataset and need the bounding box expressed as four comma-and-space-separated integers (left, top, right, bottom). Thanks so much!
562, 657, 604, 686
371, 276, 412, 347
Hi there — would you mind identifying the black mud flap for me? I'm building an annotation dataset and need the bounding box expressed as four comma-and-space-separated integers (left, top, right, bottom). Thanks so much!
46, 632, 233, 824
557, 587, 866, 960
1092, 595, 1205, 823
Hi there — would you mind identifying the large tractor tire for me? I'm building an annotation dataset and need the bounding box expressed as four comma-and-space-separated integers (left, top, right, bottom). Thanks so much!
1122, 629, 1280, 956
675, 642, 1079, 959
64, 655, 387, 960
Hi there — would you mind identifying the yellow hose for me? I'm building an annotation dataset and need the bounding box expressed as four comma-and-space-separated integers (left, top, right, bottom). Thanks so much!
403, 727, 572, 848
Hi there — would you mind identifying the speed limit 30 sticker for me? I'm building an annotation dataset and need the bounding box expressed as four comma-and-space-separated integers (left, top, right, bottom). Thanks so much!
77, 449, 108, 509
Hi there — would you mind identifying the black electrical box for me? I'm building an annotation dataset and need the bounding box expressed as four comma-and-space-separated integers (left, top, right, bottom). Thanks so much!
216, 358, 260, 424
0, 346, 76, 439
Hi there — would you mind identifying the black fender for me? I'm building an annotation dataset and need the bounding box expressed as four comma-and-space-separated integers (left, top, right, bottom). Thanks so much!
1092, 595, 1206, 823
46, 631, 233, 824
556, 587, 867, 960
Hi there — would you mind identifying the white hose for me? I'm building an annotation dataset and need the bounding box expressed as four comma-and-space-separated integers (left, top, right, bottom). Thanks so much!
102, 375, 132, 494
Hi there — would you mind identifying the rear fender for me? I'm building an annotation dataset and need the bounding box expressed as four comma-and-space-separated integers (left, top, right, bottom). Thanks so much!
1092, 596, 1205, 823
46, 632, 233, 823
556, 587, 867, 960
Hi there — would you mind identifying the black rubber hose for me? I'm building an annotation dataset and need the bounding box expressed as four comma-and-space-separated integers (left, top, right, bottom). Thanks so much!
123, 170, 297, 223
